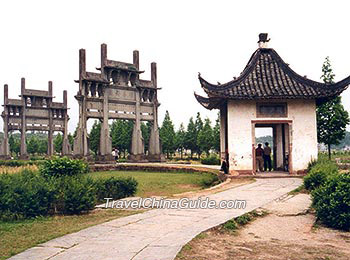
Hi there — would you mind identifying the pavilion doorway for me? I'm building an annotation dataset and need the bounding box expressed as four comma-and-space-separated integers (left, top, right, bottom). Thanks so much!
253, 122, 292, 174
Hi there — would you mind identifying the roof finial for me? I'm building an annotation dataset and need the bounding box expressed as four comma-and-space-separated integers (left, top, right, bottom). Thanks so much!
258, 33, 270, 48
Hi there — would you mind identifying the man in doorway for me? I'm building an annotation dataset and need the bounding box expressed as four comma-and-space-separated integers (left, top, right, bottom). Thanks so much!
263, 142, 272, 171
255, 144, 264, 172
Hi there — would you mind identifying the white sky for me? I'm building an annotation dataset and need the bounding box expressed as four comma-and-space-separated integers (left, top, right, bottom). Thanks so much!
1, 0, 350, 135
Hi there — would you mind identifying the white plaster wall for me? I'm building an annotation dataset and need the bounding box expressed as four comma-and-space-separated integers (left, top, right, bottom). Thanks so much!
227, 100, 256, 171
227, 99, 318, 172
288, 100, 318, 171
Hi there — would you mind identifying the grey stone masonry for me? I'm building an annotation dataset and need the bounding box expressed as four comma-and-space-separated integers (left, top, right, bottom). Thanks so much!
0, 78, 70, 158
73, 44, 164, 162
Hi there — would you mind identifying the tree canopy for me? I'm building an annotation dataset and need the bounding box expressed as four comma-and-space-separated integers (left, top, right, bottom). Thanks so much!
159, 111, 176, 158
317, 57, 349, 159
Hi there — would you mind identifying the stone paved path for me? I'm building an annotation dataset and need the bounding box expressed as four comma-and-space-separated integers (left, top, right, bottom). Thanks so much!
10, 178, 302, 260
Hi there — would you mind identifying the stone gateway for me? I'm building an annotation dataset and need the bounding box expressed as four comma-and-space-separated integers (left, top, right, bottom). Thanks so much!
73, 44, 164, 162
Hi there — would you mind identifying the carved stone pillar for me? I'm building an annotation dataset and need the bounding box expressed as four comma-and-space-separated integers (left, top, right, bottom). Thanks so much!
147, 62, 164, 162
73, 49, 89, 158
47, 81, 54, 156
130, 89, 145, 161
0, 84, 10, 158
62, 90, 71, 155
98, 86, 113, 161
20, 78, 28, 159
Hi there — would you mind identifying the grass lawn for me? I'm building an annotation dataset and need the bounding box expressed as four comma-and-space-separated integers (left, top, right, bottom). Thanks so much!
88, 170, 218, 197
1, 170, 218, 259
0, 209, 140, 260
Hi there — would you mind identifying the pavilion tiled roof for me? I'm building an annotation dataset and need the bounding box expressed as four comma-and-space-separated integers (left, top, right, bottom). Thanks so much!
195, 47, 350, 109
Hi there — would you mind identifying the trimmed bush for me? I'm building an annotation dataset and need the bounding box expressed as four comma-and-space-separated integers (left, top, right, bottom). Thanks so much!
0, 170, 56, 220
95, 177, 138, 201
0, 160, 43, 167
200, 173, 220, 188
54, 175, 96, 214
312, 173, 350, 231
40, 157, 89, 177
201, 155, 220, 165
304, 160, 338, 191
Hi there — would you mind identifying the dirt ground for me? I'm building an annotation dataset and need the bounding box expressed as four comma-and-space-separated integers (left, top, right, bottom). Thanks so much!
176, 193, 350, 260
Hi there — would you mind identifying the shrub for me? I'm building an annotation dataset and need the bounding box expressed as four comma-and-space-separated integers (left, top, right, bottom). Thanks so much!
235, 213, 252, 226
40, 157, 89, 177
312, 173, 350, 231
95, 177, 138, 202
54, 175, 96, 214
307, 159, 318, 172
304, 160, 338, 191
223, 219, 237, 231
0, 170, 56, 220
201, 155, 220, 165
200, 174, 220, 188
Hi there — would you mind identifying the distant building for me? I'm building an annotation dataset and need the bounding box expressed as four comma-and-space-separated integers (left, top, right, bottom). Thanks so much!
195, 33, 350, 175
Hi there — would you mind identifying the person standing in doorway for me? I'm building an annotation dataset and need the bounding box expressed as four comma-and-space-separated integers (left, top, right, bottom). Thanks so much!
111, 148, 117, 162
255, 144, 264, 172
263, 142, 272, 171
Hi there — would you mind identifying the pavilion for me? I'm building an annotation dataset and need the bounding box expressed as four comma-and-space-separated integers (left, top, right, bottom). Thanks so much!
195, 33, 350, 175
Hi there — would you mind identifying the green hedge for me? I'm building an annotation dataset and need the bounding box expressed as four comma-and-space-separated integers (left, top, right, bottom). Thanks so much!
54, 175, 97, 214
95, 177, 138, 202
0, 160, 45, 167
201, 155, 220, 165
304, 160, 339, 191
0, 157, 138, 221
312, 173, 350, 231
0, 170, 56, 220
40, 157, 89, 177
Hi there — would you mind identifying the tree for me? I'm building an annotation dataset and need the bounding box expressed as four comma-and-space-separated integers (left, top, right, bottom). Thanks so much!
54, 133, 63, 153
27, 135, 39, 155
213, 113, 220, 153
89, 120, 101, 155
175, 123, 186, 159
184, 117, 196, 158
159, 111, 176, 158
317, 57, 350, 159
141, 122, 151, 153
194, 112, 204, 158
9, 134, 20, 156
110, 120, 134, 157
68, 133, 74, 149
38, 139, 48, 154
197, 118, 214, 156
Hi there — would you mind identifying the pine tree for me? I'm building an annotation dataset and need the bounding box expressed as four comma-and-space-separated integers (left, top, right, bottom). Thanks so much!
184, 117, 196, 158
194, 112, 204, 158
27, 135, 39, 155
160, 111, 176, 158
110, 120, 134, 158
197, 118, 214, 156
317, 57, 349, 159
9, 134, 20, 156
54, 133, 63, 153
175, 123, 186, 159
141, 122, 152, 153
68, 133, 74, 149
89, 120, 101, 155
38, 139, 48, 154
213, 113, 220, 152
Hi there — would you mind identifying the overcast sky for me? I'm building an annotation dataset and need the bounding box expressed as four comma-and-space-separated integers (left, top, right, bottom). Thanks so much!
1, 0, 350, 137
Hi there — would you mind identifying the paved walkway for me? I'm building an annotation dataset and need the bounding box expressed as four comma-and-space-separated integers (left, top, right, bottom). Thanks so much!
10, 178, 302, 260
